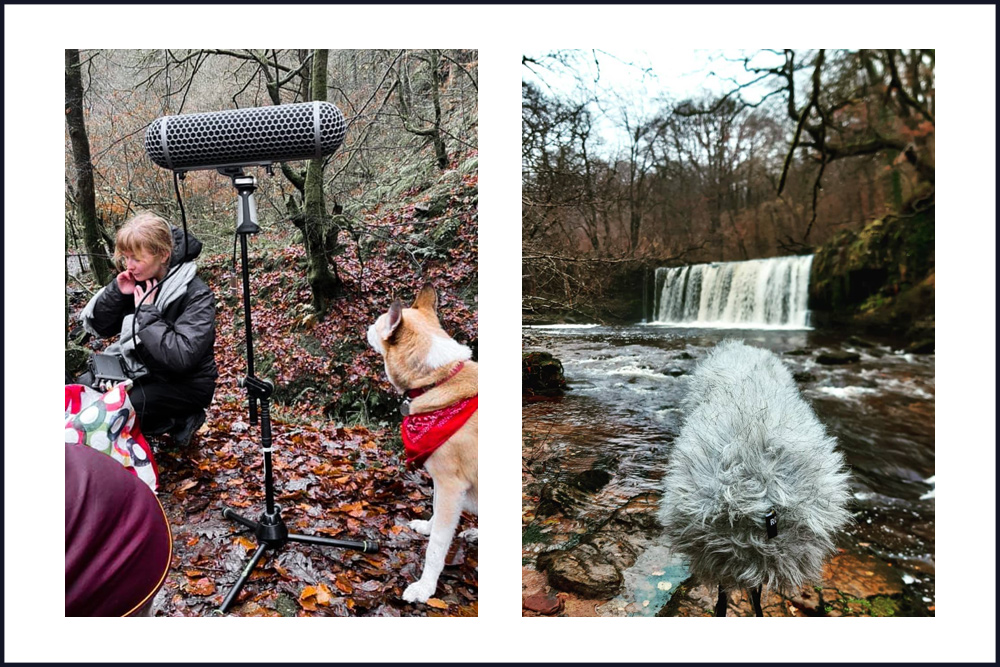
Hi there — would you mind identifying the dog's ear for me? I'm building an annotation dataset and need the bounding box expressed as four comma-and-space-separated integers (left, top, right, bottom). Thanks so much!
412, 284, 438, 313
382, 299, 403, 340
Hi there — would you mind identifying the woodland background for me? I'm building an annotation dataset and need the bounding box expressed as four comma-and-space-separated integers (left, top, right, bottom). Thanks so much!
522, 49, 935, 337
64, 48, 479, 616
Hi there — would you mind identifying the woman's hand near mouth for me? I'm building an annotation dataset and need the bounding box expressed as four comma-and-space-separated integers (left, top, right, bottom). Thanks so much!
116, 270, 136, 295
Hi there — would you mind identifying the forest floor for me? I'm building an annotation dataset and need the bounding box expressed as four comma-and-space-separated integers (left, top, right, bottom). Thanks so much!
69, 159, 478, 617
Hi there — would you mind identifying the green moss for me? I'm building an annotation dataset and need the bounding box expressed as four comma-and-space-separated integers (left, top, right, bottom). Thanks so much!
522, 524, 548, 544
869, 596, 899, 617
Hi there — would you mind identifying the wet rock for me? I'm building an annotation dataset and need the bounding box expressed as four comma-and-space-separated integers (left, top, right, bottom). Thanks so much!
571, 469, 612, 493
537, 470, 611, 517
793, 371, 816, 383
584, 534, 640, 571
816, 349, 861, 365
537, 545, 623, 599
822, 551, 903, 599
523, 351, 568, 397
523, 593, 564, 615
847, 336, 877, 348
785, 348, 812, 356
606, 492, 663, 532
537, 492, 663, 600
536, 481, 589, 517
905, 339, 934, 354
674, 352, 695, 360
657, 367, 687, 377
657, 549, 921, 617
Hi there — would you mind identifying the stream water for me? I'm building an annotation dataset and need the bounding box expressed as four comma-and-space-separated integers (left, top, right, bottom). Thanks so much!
522, 323, 935, 616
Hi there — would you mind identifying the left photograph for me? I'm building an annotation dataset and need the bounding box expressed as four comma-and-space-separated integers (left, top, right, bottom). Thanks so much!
64, 49, 478, 617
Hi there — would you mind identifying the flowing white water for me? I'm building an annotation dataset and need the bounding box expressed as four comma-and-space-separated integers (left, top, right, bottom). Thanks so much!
653, 255, 814, 328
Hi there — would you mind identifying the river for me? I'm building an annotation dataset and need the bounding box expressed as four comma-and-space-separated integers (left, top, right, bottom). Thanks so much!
522, 323, 935, 616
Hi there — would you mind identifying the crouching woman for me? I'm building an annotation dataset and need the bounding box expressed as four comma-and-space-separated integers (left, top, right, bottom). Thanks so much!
78, 211, 218, 441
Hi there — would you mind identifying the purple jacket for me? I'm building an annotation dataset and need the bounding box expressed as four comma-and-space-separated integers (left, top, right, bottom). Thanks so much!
65, 443, 172, 616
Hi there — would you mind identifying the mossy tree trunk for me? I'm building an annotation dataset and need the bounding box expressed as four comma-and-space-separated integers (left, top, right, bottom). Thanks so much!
65, 49, 114, 286
281, 49, 342, 316
398, 49, 449, 171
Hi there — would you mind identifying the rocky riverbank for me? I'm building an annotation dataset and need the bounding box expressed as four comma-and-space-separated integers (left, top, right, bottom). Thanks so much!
523, 490, 932, 618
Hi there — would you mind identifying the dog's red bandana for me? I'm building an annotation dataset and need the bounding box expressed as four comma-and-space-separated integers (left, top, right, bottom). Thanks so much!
402, 395, 478, 468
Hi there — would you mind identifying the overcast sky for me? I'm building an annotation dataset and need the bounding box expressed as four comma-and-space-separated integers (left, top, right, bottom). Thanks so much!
523, 49, 789, 156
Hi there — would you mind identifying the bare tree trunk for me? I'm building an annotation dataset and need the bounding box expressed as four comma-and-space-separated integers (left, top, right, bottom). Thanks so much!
65, 49, 114, 285
399, 49, 449, 171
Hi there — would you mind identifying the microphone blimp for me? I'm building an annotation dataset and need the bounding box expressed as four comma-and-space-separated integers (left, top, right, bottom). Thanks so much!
144, 101, 347, 172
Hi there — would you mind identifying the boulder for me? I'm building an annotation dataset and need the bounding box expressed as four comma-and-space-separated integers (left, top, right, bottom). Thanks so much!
537, 545, 623, 599
523, 351, 568, 397
537, 492, 663, 600
816, 349, 861, 365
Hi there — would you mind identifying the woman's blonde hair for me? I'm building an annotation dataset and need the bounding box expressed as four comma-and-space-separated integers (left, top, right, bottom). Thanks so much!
114, 212, 173, 266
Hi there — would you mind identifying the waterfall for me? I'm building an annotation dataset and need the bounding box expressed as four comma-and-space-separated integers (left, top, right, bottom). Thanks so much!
653, 255, 814, 328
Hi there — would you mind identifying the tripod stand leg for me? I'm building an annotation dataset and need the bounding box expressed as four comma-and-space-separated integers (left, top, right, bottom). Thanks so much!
219, 542, 269, 614
287, 532, 379, 554
222, 507, 260, 532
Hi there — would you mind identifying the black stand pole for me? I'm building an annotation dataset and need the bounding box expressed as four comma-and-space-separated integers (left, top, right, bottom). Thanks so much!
750, 585, 764, 617
715, 585, 728, 617
216, 169, 377, 615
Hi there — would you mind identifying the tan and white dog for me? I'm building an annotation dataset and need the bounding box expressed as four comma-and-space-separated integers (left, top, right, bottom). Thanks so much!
367, 285, 478, 603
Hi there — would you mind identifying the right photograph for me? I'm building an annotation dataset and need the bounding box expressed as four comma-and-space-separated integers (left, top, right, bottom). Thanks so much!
521, 49, 935, 617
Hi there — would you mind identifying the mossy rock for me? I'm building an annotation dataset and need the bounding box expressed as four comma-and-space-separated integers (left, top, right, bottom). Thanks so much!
810, 203, 934, 339
523, 351, 567, 397
65, 344, 90, 379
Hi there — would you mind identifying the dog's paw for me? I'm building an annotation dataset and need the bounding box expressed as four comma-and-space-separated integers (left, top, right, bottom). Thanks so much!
458, 528, 478, 542
402, 579, 437, 604
408, 519, 433, 536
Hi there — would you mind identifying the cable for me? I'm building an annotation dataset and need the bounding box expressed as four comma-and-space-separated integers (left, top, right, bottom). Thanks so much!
127, 171, 191, 414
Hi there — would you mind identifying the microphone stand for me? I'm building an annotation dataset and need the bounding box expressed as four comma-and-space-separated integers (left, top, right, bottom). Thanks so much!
215, 167, 378, 615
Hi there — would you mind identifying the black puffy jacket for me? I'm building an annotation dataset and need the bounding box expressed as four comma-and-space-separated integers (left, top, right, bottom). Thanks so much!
87, 227, 218, 402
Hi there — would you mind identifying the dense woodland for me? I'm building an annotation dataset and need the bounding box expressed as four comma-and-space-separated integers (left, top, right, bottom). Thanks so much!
65, 49, 479, 616
522, 49, 935, 322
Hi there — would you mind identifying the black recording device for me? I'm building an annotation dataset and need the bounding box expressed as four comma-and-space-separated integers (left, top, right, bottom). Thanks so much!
89, 352, 130, 384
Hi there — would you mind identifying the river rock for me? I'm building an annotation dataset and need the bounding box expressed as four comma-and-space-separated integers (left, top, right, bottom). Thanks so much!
536, 469, 612, 517
657, 549, 920, 617
816, 349, 861, 365
905, 339, 934, 354
537, 492, 663, 600
585, 534, 640, 571
523, 592, 563, 615
537, 544, 623, 599
606, 492, 663, 532
847, 336, 877, 348
793, 371, 817, 383
535, 481, 589, 517
523, 351, 568, 397
657, 366, 687, 377
674, 352, 695, 360
572, 469, 612, 493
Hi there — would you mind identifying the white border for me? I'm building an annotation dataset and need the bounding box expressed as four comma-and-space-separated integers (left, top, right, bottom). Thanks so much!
5, 3, 995, 663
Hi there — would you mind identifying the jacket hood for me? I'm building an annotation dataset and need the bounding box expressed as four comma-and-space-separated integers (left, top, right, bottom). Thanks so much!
169, 225, 203, 266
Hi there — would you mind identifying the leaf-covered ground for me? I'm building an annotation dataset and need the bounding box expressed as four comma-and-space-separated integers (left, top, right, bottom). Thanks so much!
74, 160, 478, 617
